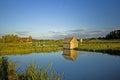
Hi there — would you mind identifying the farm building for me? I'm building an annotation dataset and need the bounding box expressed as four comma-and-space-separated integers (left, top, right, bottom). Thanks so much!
20, 36, 32, 42
20, 37, 32, 46
63, 37, 78, 49
20, 37, 30, 42
62, 49, 78, 61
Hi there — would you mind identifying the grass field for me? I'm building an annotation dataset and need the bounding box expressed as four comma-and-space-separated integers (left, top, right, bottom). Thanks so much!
0, 41, 62, 55
77, 39, 120, 55
0, 46, 62, 55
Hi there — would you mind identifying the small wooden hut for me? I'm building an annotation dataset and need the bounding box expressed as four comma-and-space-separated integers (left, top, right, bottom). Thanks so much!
63, 37, 78, 49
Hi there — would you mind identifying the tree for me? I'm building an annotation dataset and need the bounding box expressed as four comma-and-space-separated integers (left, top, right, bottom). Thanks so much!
29, 36, 32, 42
106, 30, 120, 39
1, 34, 20, 43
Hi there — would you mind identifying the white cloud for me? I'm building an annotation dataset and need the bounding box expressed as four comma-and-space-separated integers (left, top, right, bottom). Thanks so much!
48, 28, 116, 39
15, 31, 30, 37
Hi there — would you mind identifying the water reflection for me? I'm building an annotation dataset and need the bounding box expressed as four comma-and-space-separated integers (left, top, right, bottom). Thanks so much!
62, 49, 78, 61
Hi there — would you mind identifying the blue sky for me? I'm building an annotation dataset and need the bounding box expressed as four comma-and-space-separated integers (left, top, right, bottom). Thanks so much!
0, 0, 120, 39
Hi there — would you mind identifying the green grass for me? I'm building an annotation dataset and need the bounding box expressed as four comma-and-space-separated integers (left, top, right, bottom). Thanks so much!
0, 57, 62, 80
0, 40, 62, 55
0, 43, 62, 55
77, 42, 120, 54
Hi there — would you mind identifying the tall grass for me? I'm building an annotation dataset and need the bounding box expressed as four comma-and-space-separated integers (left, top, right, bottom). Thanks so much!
19, 63, 61, 80
0, 57, 62, 80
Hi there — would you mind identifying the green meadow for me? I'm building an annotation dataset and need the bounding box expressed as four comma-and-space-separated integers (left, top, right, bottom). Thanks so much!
77, 39, 120, 55
0, 43, 62, 55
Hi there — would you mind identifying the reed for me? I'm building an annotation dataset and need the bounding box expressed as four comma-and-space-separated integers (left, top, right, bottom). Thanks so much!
0, 57, 62, 80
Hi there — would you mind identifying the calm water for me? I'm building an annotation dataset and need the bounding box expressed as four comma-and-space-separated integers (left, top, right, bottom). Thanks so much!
4, 50, 120, 80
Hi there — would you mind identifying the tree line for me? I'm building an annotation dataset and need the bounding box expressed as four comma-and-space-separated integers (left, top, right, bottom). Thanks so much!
106, 30, 120, 39
0, 34, 32, 43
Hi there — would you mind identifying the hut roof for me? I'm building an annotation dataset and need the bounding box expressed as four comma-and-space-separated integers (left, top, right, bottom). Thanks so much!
63, 37, 76, 43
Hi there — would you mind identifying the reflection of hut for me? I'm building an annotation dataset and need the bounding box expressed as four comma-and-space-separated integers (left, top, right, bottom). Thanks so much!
63, 37, 78, 49
62, 49, 78, 61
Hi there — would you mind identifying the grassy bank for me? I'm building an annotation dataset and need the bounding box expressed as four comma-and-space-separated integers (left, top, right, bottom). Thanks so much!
0, 42, 62, 55
0, 37, 63, 55
77, 41, 120, 55
0, 46, 62, 55
0, 57, 62, 80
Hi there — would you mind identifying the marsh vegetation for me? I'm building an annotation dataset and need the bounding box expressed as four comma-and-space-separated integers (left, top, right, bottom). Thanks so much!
0, 57, 62, 80
77, 39, 120, 55
0, 34, 63, 55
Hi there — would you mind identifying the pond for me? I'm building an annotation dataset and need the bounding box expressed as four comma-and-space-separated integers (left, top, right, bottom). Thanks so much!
3, 50, 120, 80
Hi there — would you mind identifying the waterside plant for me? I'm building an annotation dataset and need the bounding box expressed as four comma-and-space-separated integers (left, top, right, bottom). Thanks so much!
0, 57, 62, 80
